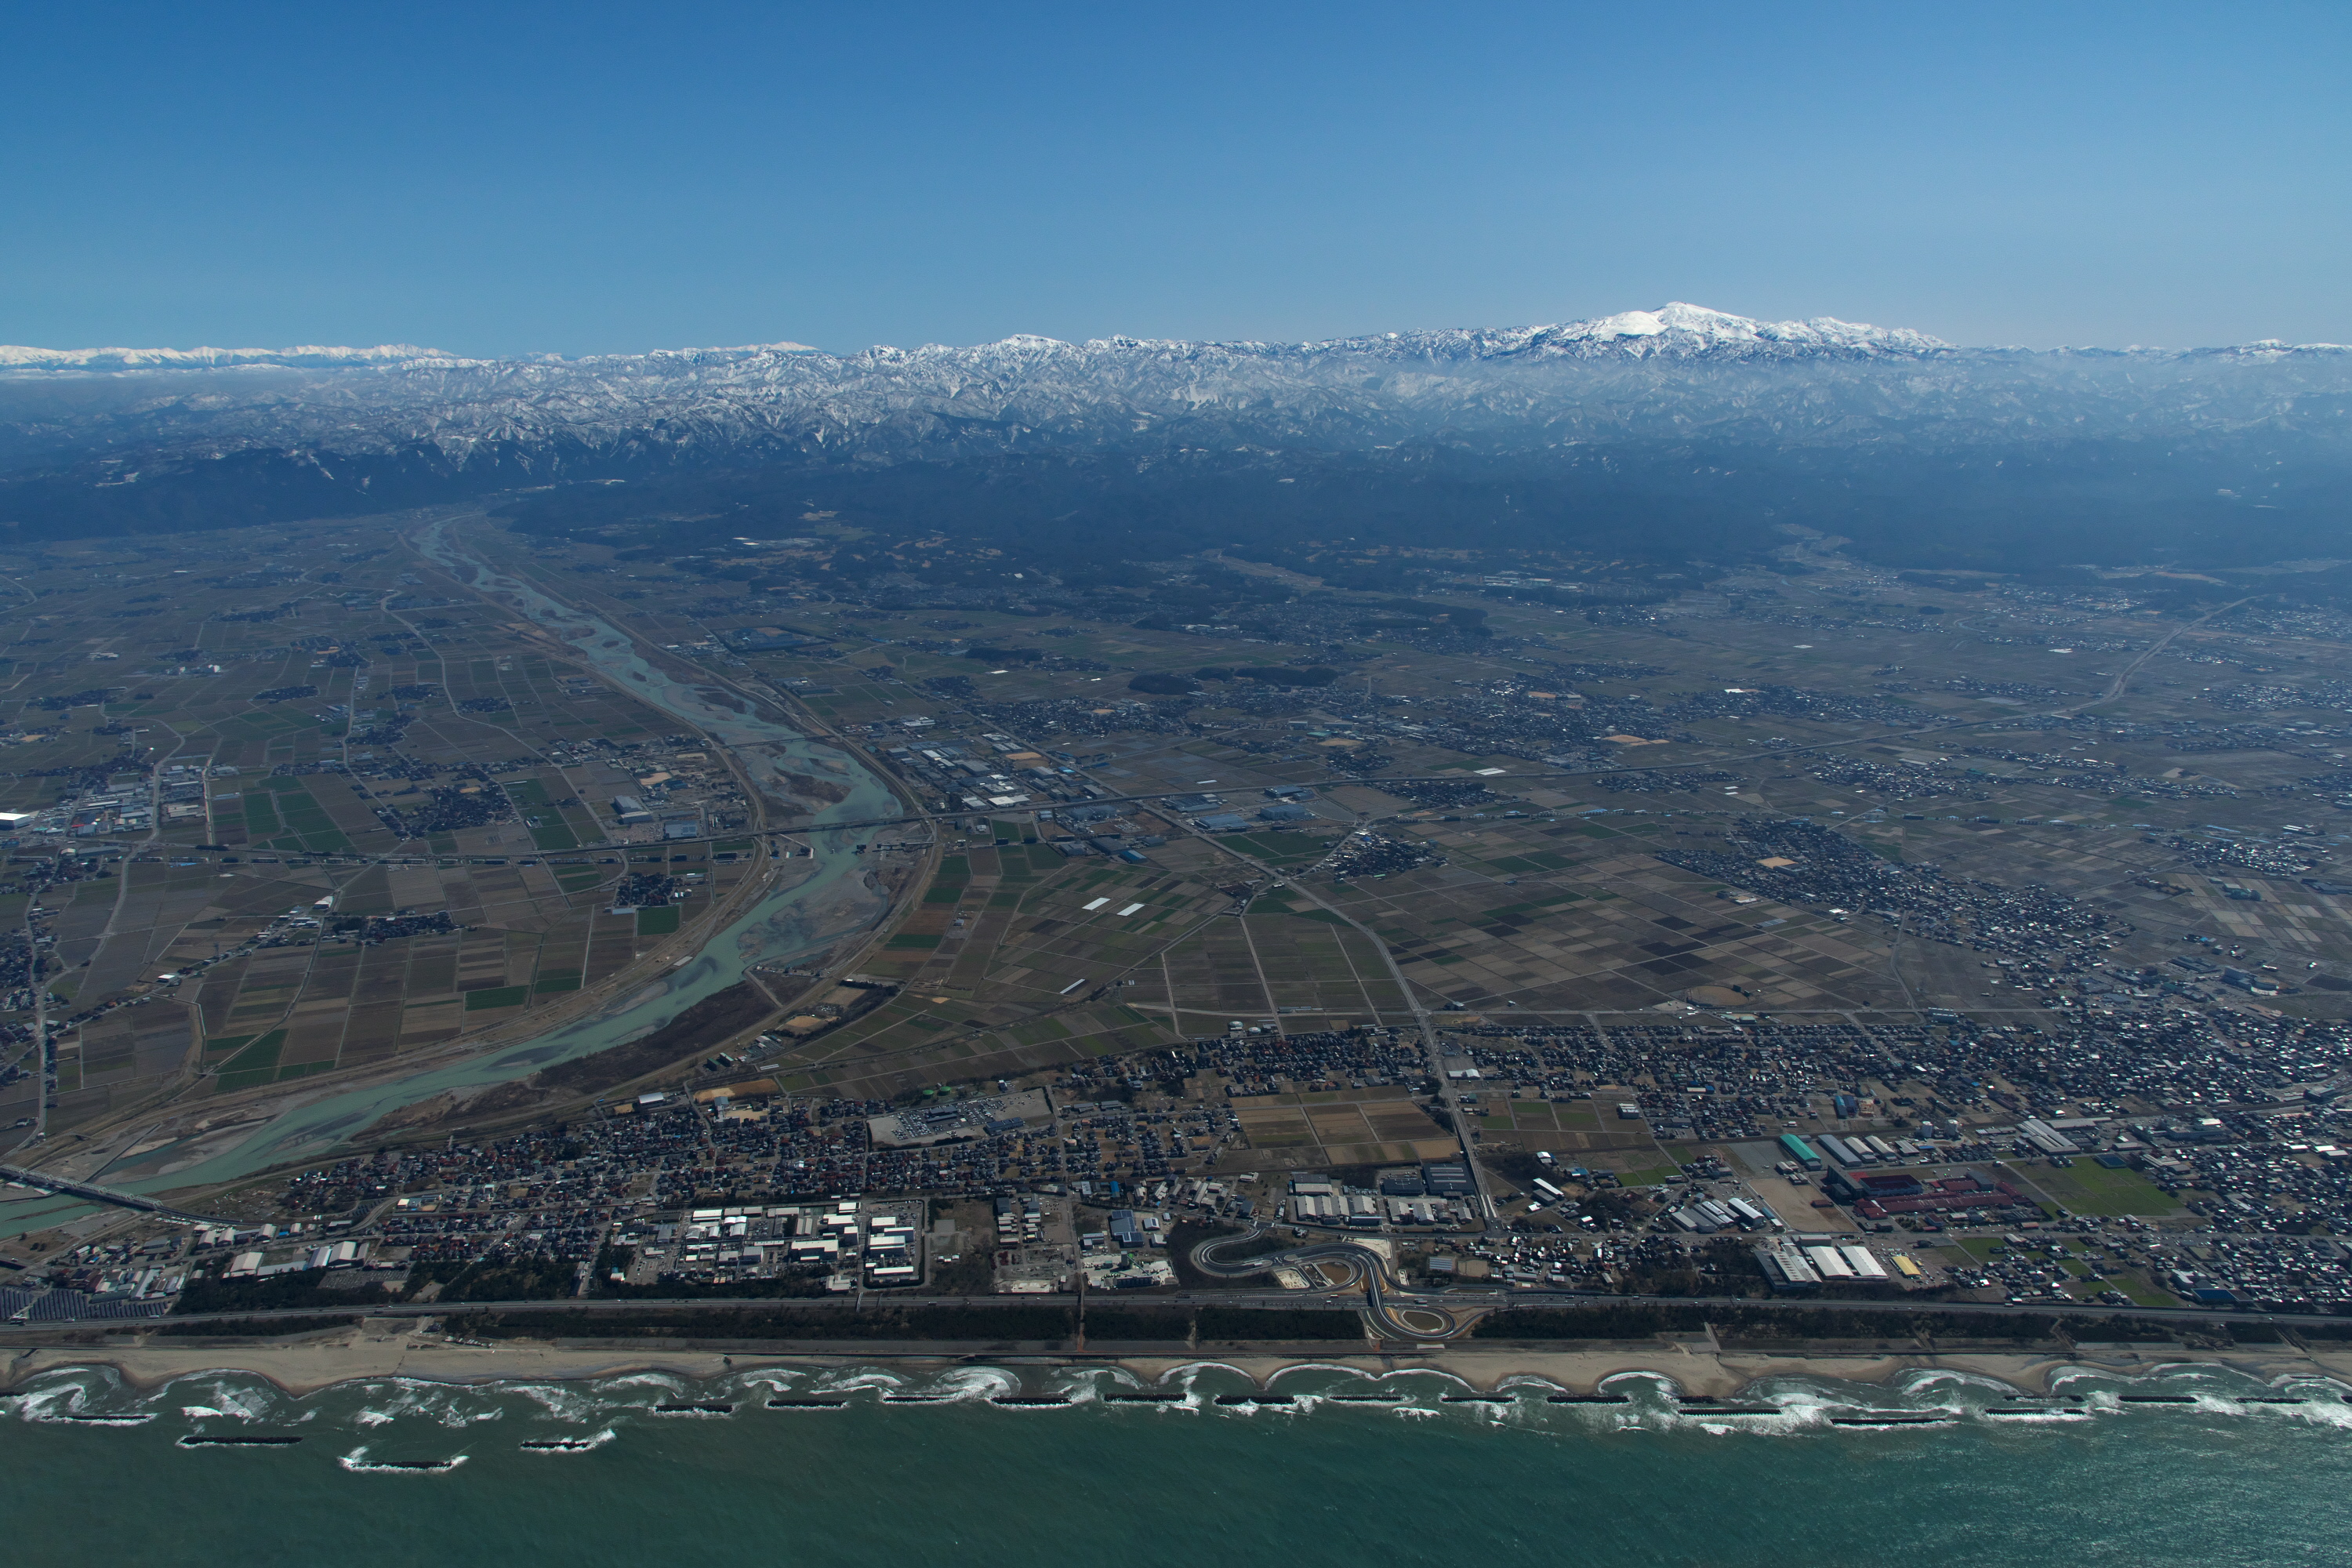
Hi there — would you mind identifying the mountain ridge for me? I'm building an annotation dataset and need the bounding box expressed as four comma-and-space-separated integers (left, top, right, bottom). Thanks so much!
2, 303, 2347, 567
4, 301, 2346, 477
11, 302, 2350, 372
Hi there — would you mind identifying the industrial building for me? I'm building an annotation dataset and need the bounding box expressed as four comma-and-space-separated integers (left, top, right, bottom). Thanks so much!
2020, 1117, 2082, 1155
1756, 1238, 1820, 1290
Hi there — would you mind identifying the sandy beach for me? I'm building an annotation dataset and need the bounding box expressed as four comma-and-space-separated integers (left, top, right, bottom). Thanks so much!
9, 1321, 2348, 1401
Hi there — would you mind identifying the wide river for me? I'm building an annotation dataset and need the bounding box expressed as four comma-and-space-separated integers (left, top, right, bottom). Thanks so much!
2, 520, 897, 1234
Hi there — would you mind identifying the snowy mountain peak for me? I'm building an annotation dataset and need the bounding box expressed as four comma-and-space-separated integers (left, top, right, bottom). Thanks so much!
0, 307, 1951, 377
0, 307, 2341, 498
1533, 302, 1951, 355
1584, 302, 1757, 339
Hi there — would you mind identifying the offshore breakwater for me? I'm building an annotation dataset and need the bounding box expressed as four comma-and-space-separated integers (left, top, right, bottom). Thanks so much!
3, 1356, 2350, 1568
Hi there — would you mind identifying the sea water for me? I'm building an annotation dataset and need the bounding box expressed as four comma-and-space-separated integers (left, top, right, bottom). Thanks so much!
4, 1359, 2347, 1566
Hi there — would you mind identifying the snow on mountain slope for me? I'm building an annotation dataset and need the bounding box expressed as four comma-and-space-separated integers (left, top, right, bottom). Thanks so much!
0, 305, 1932, 373
0, 342, 459, 370
0, 306, 2344, 481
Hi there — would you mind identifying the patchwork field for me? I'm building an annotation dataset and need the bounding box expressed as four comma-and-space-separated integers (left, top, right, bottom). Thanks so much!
14, 495, 2352, 1229
1229, 1086, 1457, 1171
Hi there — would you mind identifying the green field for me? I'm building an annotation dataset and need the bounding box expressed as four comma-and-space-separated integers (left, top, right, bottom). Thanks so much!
211, 1028, 290, 1091
243, 778, 352, 852
2104, 1276, 2181, 1308
2014, 1160, 2186, 1218
506, 777, 583, 850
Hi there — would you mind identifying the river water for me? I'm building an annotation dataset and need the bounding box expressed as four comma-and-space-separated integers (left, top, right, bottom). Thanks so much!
2, 520, 898, 1232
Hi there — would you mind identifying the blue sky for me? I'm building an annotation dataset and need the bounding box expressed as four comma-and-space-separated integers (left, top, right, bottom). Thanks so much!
4, 2, 2347, 354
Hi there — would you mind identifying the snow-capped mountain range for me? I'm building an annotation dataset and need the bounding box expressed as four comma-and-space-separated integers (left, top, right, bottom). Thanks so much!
1, 303, 2346, 487
0, 304, 1945, 374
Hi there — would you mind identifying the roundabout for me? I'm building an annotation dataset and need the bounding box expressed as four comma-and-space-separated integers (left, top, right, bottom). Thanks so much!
1188, 1225, 1489, 1342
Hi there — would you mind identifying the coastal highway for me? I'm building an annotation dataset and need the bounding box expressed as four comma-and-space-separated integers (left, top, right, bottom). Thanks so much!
4, 1288, 2340, 1340
12, 1217, 2318, 1341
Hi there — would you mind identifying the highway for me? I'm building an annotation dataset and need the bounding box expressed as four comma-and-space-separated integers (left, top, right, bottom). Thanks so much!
0, 1186, 2326, 1342
8, 1281, 2335, 1341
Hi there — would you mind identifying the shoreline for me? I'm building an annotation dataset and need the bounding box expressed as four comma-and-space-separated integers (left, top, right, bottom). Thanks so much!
10, 1323, 2350, 1403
